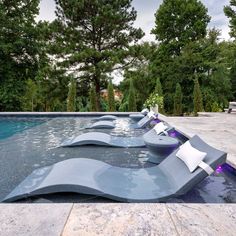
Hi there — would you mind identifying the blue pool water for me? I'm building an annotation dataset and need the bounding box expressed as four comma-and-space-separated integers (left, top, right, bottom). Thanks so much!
0, 116, 236, 203
0, 118, 45, 140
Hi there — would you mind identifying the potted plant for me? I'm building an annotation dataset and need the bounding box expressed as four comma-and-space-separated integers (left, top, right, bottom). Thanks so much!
144, 93, 163, 114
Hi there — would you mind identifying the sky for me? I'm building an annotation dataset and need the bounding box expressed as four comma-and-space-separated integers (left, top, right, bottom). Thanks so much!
37, 0, 231, 41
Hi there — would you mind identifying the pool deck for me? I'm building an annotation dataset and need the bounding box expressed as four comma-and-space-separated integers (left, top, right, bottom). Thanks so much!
160, 112, 236, 169
0, 112, 236, 235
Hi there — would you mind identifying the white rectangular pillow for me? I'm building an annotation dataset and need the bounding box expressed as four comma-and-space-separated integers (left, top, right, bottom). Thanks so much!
154, 122, 168, 135
176, 141, 207, 173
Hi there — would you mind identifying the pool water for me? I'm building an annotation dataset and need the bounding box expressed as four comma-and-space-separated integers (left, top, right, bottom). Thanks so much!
0, 118, 46, 140
0, 116, 236, 203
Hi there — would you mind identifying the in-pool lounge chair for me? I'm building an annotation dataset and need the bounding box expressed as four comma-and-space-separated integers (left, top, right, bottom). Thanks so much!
86, 111, 156, 129
3, 135, 226, 203
94, 109, 149, 121
61, 122, 172, 147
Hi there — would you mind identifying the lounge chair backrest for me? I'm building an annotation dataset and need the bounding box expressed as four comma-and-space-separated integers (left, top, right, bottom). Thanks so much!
137, 111, 156, 128
141, 108, 149, 115
158, 135, 227, 195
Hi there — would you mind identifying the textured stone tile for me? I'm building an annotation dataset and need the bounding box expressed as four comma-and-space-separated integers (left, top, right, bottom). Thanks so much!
62, 203, 177, 236
167, 204, 236, 236
0, 204, 72, 236
161, 113, 236, 168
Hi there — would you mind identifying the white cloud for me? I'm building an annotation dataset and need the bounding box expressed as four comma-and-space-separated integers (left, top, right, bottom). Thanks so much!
37, 0, 231, 41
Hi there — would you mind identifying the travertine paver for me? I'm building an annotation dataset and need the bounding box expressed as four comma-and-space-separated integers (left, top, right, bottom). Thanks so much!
62, 203, 178, 236
167, 204, 236, 236
0, 204, 72, 236
161, 113, 236, 168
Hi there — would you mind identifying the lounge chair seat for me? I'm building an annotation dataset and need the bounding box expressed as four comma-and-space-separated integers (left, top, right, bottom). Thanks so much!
3, 135, 226, 203
61, 132, 145, 147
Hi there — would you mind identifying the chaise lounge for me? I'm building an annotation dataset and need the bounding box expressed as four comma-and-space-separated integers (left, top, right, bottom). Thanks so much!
93, 108, 149, 121
61, 121, 172, 148
3, 135, 226, 203
86, 111, 157, 129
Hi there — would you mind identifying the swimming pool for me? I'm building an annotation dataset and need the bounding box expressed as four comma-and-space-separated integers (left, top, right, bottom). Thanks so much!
0, 116, 235, 203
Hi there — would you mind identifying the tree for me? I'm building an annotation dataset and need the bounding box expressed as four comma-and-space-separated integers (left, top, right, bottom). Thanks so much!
67, 78, 77, 112
108, 79, 115, 112
150, 0, 210, 113
22, 79, 38, 112
0, 0, 41, 111
154, 78, 163, 96
193, 78, 203, 115
224, 0, 236, 39
174, 83, 183, 115
51, 0, 144, 110
152, 0, 210, 56
128, 79, 137, 111
89, 85, 97, 112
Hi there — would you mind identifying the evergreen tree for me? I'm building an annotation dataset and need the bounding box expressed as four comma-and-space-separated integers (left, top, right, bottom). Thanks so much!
128, 79, 137, 112
0, 0, 40, 111
150, 0, 210, 113
67, 78, 77, 112
224, 0, 236, 39
154, 78, 163, 96
174, 83, 183, 116
51, 0, 144, 110
108, 79, 115, 112
22, 79, 38, 112
89, 85, 97, 112
152, 0, 210, 56
193, 78, 203, 115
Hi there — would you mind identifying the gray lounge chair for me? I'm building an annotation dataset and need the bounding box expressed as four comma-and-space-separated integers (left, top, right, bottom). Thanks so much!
60, 124, 173, 147
93, 115, 118, 121
94, 109, 149, 121
3, 135, 226, 203
87, 111, 157, 129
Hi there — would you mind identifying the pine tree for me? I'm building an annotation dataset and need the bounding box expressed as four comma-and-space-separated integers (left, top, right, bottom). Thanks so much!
108, 79, 115, 112
193, 78, 203, 115
51, 0, 144, 110
89, 85, 97, 112
174, 83, 183, 116
128, 79, 137, 112
224, 0, 236, 39
67, 78, 77, 112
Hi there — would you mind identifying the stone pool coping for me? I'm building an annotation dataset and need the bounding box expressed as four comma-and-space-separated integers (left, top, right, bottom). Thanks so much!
0, 203, 236, 235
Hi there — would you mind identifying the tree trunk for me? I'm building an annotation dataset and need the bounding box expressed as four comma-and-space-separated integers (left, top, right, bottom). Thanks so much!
95, 78, 101, 111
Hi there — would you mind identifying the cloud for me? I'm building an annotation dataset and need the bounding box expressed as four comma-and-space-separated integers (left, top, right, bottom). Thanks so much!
37, 0, 231, 40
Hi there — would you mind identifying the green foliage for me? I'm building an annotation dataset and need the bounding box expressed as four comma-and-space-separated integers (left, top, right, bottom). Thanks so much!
128, 80, 137, 112
22, 79, 38, 112
174, 83, 183, 116
154, 78, 163, 96
50, 0, 144, 110
89, 85, 97, 112
67, 78, 77, 112
211, 102, 222, 112
224, 0, 236, 39
152, 0, 210, 56
144, 93, 164, 110
193, 78, 203, 115
107, 79, 115, 112
0, 0, 41, 111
